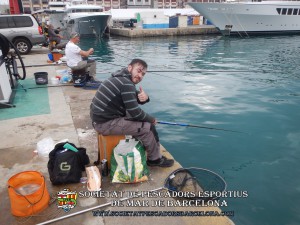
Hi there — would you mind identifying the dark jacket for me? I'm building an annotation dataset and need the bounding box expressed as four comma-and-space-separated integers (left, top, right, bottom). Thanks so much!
90, 68, 154, 124
48, 27, 60, 42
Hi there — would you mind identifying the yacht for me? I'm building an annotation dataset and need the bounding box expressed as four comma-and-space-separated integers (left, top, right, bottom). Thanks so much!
48, 0, 111, 37
189, 0, 300, 36
48, 0, 67, 12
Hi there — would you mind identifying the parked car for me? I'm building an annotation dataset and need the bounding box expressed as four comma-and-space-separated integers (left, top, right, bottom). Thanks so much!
0, 14, 45, 54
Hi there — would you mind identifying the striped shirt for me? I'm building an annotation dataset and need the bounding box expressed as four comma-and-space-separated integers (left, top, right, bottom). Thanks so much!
90, 68, 154, 124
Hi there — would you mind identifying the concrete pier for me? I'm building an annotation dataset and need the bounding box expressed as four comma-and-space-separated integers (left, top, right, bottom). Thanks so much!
0, 47, 233, 225
109, 25, 220, 37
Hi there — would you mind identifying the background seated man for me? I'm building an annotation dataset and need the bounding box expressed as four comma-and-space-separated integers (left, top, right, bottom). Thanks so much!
65, 32, 97, 81
48, 23, 65, 50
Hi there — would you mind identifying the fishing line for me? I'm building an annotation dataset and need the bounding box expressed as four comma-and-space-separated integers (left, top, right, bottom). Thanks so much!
149, 71, 188, 81
103, 62, 189, 81
20, 63, 268, 74
101, 60, 270, 82
99, 45, 194, 72
96, 42, 273, 74
148, 69, 270, 73
111, 51, 136, 61
158, 121, 248, 134
102, 60, 269, 76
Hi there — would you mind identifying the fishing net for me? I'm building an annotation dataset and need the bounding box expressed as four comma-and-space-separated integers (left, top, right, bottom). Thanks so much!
164, 167, 226, 201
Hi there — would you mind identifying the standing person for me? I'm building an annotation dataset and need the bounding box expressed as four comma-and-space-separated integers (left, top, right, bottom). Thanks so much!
90, 59, 174, 167
65, 32, 96, 79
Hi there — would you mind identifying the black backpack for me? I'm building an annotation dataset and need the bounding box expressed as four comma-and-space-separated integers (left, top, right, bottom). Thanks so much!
47, 142, 90, 185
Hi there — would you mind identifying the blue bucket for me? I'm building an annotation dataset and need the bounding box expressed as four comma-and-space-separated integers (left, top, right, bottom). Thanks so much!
48, 53, 53, 61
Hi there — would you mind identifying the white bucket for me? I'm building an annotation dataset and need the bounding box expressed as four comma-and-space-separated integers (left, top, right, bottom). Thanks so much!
50, 77, 59, 85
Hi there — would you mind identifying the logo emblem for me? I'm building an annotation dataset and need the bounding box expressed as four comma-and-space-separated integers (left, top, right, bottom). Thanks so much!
57, 188, 77, 212
60, 162, 71, 171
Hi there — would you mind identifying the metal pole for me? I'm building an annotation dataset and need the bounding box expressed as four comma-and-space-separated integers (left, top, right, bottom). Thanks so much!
37, 187, 164, 225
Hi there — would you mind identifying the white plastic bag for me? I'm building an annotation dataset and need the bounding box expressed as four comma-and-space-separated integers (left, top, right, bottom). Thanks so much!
36, 137, 55, 157
110, 138, 149, 183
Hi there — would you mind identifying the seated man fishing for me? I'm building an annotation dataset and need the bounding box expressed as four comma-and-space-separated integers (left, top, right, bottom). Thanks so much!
65, 32, 97, 81
47, 23, 66, 50
90, 58, 174, 167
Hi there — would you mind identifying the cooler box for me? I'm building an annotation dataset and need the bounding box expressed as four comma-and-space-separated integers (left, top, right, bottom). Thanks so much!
97, 134, 125, 169
51, 52, 63, 62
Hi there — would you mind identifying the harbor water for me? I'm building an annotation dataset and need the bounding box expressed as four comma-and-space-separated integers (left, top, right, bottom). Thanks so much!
79, 35, 300, 225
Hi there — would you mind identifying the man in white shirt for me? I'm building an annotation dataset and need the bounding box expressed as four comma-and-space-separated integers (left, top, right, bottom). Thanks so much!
65, 32, 96, 79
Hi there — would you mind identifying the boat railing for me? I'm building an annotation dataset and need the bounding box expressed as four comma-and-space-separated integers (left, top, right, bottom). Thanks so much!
192, 0, 236, 3
194, 0, 300, 2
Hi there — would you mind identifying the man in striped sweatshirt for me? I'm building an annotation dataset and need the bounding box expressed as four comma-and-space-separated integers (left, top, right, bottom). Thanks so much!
90, 59, 174, 167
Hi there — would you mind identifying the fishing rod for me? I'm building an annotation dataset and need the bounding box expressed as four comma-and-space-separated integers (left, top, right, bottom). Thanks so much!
158, 121, 247, 134
148, 69, 270, 73
17, 63, 66, 68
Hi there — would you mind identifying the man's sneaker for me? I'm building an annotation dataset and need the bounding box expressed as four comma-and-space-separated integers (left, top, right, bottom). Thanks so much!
83, 80, 101, 89
89, 76, 100, 82
147, 156, 174, 167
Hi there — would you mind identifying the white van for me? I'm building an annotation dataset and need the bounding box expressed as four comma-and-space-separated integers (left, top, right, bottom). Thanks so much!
0, 14, 45, 54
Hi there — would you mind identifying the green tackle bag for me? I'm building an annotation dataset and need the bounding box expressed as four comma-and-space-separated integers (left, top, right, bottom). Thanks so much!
110, 138, 149, 183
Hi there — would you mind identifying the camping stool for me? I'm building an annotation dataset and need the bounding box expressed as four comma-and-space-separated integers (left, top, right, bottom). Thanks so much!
71, 68, 88, 86
95, 134, 125, 170
51, 51, 63, 62
71, 68, 86, 77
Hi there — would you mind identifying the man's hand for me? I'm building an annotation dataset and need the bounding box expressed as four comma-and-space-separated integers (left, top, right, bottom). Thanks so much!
89, 48, 94, 55
152, 118, 157, 125
138, 86, 149, 102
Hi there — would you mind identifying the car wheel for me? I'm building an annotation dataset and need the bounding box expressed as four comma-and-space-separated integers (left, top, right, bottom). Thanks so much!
13, 38, 32, 55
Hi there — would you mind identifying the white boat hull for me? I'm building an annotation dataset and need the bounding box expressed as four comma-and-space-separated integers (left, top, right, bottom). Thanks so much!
66, 15, 111, 36
48, 0, 111, 38
50, 14, 111, 37
189, 1, 300, 36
